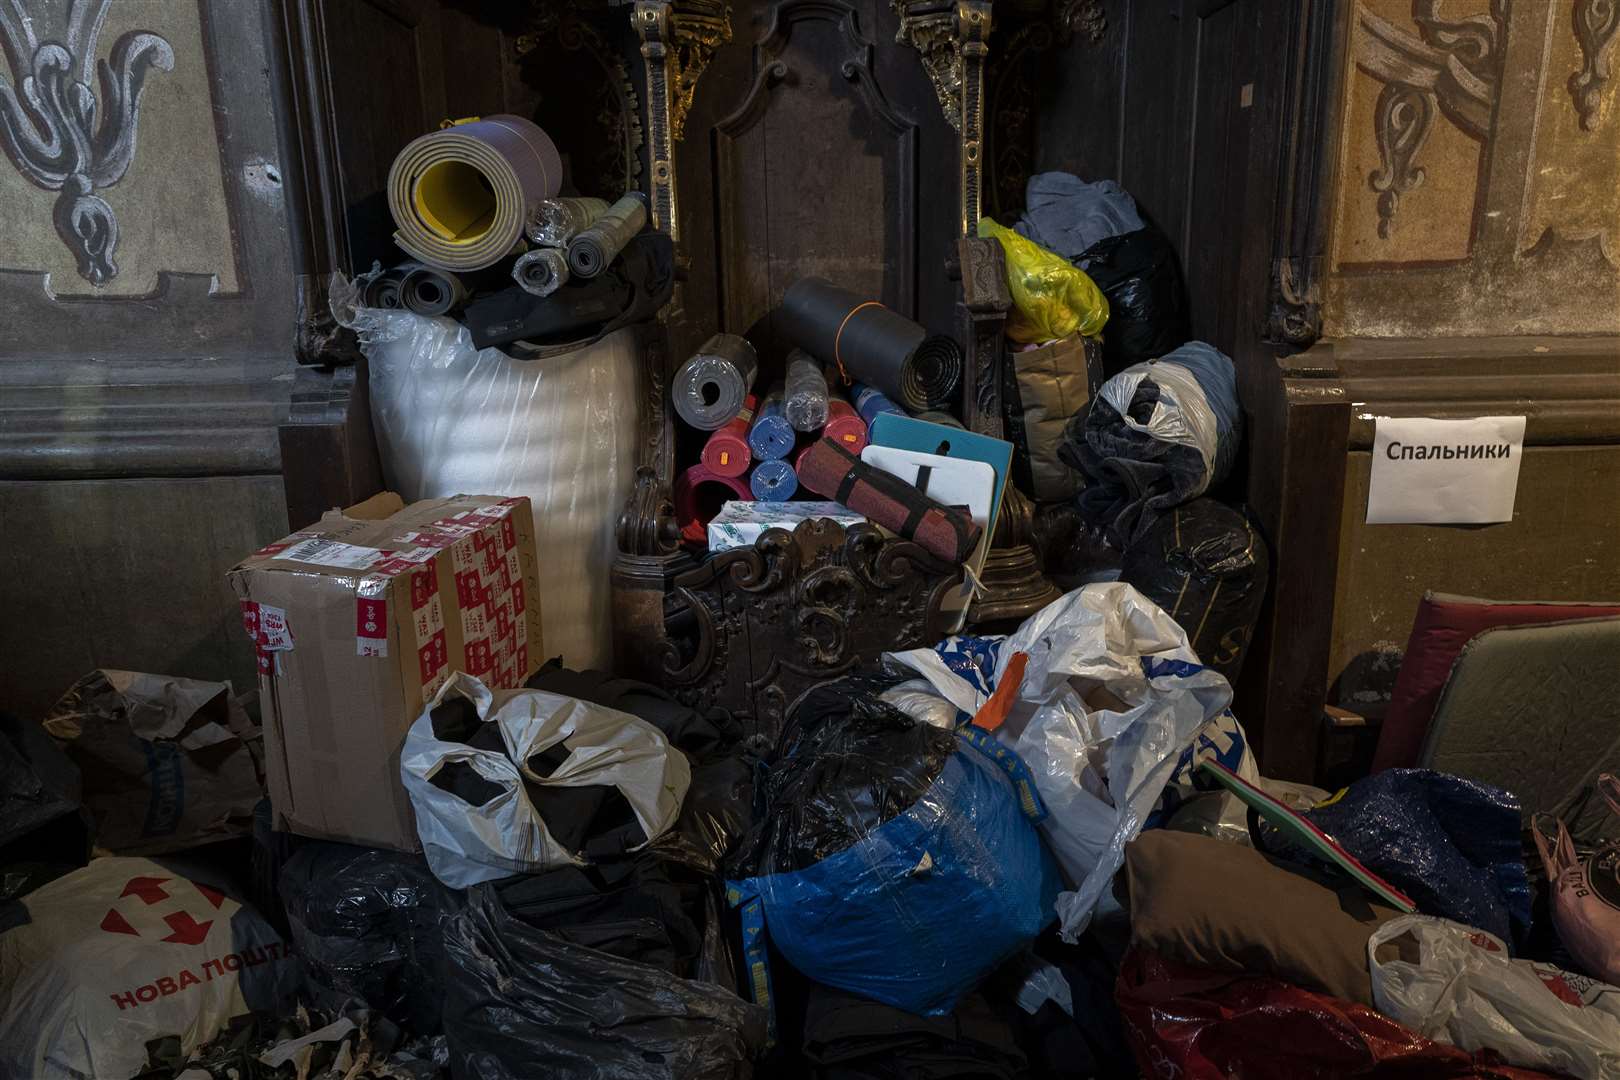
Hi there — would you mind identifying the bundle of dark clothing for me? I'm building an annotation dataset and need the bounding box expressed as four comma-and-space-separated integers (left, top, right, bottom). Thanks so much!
1060, 342, 1241, 548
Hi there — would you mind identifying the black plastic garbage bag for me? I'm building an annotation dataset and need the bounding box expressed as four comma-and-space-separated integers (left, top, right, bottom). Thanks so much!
443, 885, 767, 1080
0, 712, 89, 866
1120, 499, 1269, 684
492, 853, 703, 978
1077, 227, 1190, 376
1265, 769, 1534, 950
279, 842, 460, 1034
730, 678, 959, 876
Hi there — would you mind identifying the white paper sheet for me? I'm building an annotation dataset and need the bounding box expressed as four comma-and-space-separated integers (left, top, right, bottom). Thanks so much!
1366, 415, 1526, 524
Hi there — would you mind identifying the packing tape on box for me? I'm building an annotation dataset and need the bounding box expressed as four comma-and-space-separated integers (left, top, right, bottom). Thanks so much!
388, 116, 563, 272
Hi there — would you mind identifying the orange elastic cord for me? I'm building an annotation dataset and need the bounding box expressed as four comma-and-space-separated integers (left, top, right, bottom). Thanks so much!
831, 301, 882, 385
971, 651, 1029, 732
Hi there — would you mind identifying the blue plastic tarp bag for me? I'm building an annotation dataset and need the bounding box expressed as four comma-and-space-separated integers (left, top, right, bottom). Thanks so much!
726, 681, 1059, 1019
1273, 768, 1533, 950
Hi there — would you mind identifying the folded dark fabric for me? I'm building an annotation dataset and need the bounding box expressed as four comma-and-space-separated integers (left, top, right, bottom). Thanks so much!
801, 985, 1026, 1080
797, 437, 980, 564
1061, 342, 1240, 547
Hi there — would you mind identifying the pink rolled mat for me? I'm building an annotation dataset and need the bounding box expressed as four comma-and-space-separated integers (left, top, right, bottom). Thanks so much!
674, 463, 752, 545
824, 393, 869, 453
700, 394, 757, 478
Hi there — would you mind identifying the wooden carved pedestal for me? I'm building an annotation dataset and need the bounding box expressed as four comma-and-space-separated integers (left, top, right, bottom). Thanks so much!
659, 519, 962, 746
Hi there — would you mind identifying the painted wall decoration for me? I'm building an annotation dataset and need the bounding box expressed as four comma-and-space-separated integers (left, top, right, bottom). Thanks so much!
0, 0, 240, 298
1325, 0, 1620, 338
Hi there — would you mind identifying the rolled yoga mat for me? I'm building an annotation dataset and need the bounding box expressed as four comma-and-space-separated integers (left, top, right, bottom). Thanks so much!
784, 350, 830, 432
399, 264, 467, 315
528, 196, 611, 247
700, 394, 757, 478
798, 438, 981, 565
674, 463, 752, 544
567, 192, 649, 279
823, 393, 869, 453
748, 386, 796, 461
778, 277, 963, 411
388, 115, 562, 271
850, 381, 906, 427
672, 333, 759, 430
359, 262, 416, 309
750, 458, 798, 502
512, 247, 569, 297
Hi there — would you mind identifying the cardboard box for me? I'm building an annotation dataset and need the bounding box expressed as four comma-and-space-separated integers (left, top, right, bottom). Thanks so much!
227, 493, 543, 851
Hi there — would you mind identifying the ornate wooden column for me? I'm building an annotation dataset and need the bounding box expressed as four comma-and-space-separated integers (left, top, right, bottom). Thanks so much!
611, 0, 732, 682
894, 0, 1060, 626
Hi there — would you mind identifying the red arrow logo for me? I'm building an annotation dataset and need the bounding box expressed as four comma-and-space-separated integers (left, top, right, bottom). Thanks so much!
160, 911, 213, 945
120, 876, 171, 905
100, 908, 139, 936
194, 882, 226, 909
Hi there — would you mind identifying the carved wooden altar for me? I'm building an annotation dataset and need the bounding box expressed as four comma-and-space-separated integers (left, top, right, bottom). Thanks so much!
660, 519, 962, 743
610, 0, 1061, 682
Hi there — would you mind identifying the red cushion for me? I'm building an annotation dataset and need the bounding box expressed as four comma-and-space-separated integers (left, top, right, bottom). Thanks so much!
1372, 592, 1620, 771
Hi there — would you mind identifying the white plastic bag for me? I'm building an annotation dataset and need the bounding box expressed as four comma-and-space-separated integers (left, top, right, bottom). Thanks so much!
400, 673, 691, 888
887, 582, 1242, 940
338, 291, 641, 670
1369, 914, 1620, 1078
0, 858, 298, 1080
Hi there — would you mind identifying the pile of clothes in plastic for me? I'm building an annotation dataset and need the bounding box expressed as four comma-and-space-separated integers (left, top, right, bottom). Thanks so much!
7, 580, 1620, 1078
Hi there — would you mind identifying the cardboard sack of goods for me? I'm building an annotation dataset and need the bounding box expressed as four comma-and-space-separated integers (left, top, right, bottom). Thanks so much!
227, 492, 544, 851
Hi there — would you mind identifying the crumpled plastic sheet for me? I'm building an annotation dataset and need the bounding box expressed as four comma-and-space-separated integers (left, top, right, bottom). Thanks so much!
1272, 769, 1533, 949
726, 679, 1060, 1016
1119, 946, 1561, 1080
278, 843, 460, 1034
442, 886, 766, 1080
332, 273, 641, 670
886, 582, 1242, 941
1369, 915, 1620, 1079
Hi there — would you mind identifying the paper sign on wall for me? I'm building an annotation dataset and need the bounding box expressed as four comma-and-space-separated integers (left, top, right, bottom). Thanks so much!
1367, 415, 1526, 524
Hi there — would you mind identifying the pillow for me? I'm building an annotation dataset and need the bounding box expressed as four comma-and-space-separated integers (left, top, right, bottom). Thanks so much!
1371, 592, 1620, 772
1124, 830, 1402, 1006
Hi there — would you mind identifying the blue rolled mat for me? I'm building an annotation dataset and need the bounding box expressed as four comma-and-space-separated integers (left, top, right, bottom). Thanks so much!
750, 458, 798, 502
748, 390, 796, 461
850, 382, 906, 428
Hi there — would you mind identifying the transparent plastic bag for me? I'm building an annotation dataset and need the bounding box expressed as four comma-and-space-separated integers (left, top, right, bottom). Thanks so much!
1369, 915, 1620, 1078
977, 217, 1108, 344
334, 276, 641, 669
886, 582, 1240, 941
399, 673, 691, 889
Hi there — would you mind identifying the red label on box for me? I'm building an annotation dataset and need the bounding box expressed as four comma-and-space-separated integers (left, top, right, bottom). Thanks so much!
356, 597, 387, 640
517, 644, 529, 675
500, 518, 516, 552
455, 570, 482, 608
257, 649, 277, 676
465, 637, 492, 675
410, 568, 438, 610
482, 545, 502, 577
418, 630, 448, 682
240, 600, 260, 639
494, 604, 512, 641
511, 581, 525, 616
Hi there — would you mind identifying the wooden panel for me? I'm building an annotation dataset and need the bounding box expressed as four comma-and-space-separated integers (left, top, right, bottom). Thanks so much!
1117, 0, 1199, 247
1024, 11, 1127, 196
712, 2, 919, 348
1329, 444, 1620, 710
0, 476, 288, 720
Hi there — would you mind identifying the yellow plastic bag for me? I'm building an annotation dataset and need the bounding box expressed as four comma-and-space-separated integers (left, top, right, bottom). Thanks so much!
977, 217, 1109, 344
